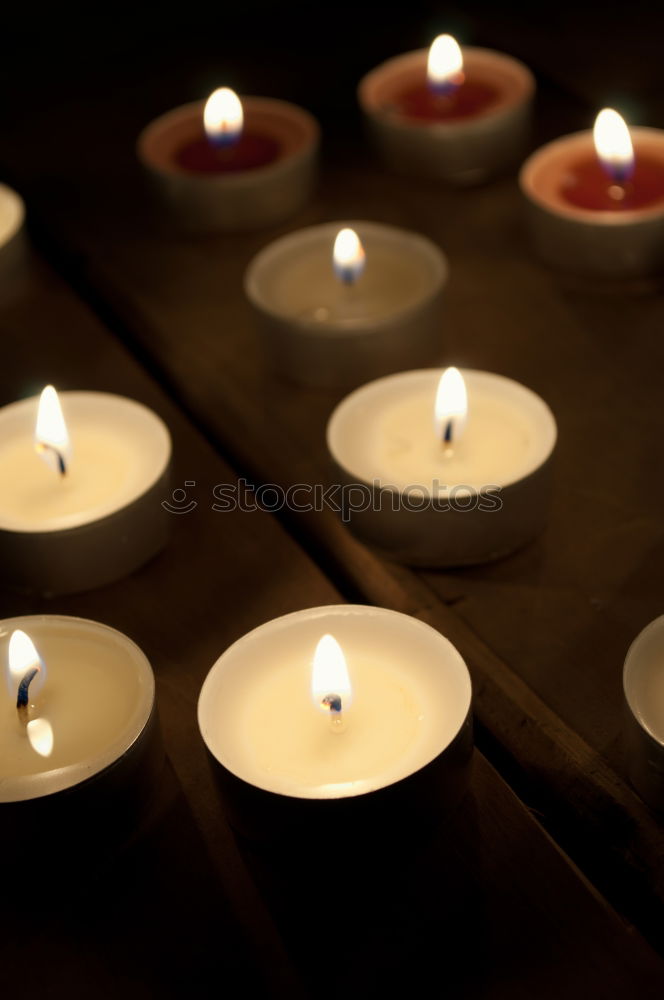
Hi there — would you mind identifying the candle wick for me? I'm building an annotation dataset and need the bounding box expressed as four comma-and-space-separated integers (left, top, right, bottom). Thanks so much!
17, 666, 40, 724
608, 183, 627, 202
37, 443, 67, 476
321, 693, 345, 734
442, 419, 455, 457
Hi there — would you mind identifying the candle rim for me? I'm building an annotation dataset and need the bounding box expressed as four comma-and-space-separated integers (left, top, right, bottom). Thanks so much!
244, 219, 448, 332
137, 96, 320, 182
0, 390, 171, 533
0, 614, 155, 803
198, 603, 472, 801
327, 367, 557, 495
358, 45, 535, 127
624, 615, 664, 747
520, 127, 664, 224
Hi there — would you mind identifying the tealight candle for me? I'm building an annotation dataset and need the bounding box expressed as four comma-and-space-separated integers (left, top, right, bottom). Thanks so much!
138, 86, 319, 232
623, 616, 664, 811
1, 615, 161, 864
0, 387, 172, 595
245, 221, 448, 388
520, 108, 664, 276
198, 605, 472, 839
326, 368, 556, 566
358, 34, 534, 184
0, 182, 25, 259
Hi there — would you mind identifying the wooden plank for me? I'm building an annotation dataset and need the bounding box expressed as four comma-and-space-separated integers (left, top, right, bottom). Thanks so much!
1, 252, 663, 994
5, 76, 664, 939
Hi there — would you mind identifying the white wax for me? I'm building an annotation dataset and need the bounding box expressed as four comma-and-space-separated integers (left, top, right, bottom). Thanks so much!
245, 221, 446, 329
0, 392, 171, 531
198, 605, 471, 799
328, 369, 556, 494
0, 183, 24, 250
624, 616, 664, 744
0, 616, 154, 802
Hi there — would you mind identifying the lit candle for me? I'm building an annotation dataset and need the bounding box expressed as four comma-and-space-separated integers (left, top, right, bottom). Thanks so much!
0, 615, 157, 804
623, 617, 664, 811
245, 221, 447, 388
137, 85, 319, 233
0, 388, 172, 595
327, 368, 556, 566
358, 35, 534, 184
520, 109, 664, 275
198, 605, 472, 838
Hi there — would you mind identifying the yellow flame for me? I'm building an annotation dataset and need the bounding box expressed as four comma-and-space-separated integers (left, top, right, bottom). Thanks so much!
593, 108, 634, 179
434, 367, 468, 444
27, 718, 54, 758
8, 629, 46, 697
204, 87, 243, 144
332, 228, 366, 283
311, 634, 352, 710
35, 385, 71, 473
427, 34, 464, 89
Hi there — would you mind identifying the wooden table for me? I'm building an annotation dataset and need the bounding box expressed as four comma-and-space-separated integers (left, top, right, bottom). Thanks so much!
1, 14, 664, 996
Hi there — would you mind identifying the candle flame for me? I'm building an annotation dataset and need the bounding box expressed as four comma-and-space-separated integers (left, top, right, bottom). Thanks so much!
312, 634, 352, 711
204, 87, 243, 146
27, 718, 54, 757
427, 34, 464, 92
593, 108, 634, 183
35, 385, 71, 475
332, 228, 366, 285
7, 629, 46, 700
434, 367, 468, 447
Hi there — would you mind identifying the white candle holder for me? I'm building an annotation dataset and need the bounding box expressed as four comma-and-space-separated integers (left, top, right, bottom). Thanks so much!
137, 97, 319, 233
623, 616, 664, 811
326, 369, 557, 567
0, 615, 163, 872
358, 47, 534, 185
0, 392, 172, 596
198, 605, 472, 843
245, 221, 448, 389
520, 128, 664, 277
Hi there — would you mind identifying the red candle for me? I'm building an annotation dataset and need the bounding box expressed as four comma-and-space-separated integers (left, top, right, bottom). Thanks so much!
137, 90, 320, 233
174, 87, 280, 173
560, 109, 664, 212
519, 110, 664, 276
358, 37, 534, 185
394, 34, 500, 122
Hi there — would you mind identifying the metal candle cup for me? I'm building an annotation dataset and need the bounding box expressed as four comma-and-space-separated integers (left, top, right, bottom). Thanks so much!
0, 615, 163, 872
623, 616, 664, 811
326, 369, 557, 567
245, 221, 448, 389
520, 128, 664, 276
0, 391, 172, 596
358, 46, 534, 185
198, 605, 473, 843
137, 96, 319, 233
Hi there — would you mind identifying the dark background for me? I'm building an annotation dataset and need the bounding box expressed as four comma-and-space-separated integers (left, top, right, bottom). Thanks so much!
3, 2, 664, 139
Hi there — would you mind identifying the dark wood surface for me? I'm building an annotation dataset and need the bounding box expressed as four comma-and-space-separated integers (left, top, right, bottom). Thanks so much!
3, 64, 663, 940
1, 247, 663, 997
2, 9, 664, 993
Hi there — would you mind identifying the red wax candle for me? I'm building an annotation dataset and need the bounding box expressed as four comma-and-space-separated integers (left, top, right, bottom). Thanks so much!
394, 78, 500, 122
175, 132, 281, 173
560, 154, 664, 211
